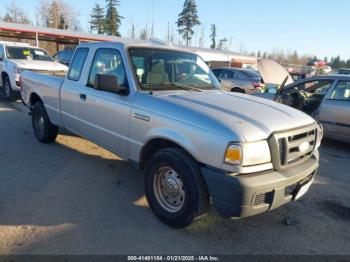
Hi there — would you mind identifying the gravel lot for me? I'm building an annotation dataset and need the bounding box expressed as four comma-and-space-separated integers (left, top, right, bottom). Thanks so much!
0, 97, 349, 255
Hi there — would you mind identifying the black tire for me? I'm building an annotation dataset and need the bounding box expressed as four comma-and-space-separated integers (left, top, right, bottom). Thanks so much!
145, 147, 210, 228
3, 76, 16, 102
32, 102, 58, 143
231, 87, 245, 93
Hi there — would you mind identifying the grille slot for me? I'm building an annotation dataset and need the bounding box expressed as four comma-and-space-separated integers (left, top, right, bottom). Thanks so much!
269, 125, 318, 171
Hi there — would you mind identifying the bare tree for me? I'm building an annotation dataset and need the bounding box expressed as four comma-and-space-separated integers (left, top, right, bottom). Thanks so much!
37, 0, 81, 31
2, 1, 31, 24
129, 20, 136, 39
139, 25, 149, 40
198, 24, 205, 48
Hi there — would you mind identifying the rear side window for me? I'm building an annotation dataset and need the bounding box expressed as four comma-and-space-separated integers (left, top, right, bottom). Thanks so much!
331, 81, 350, 100
219, 70, 234, 79
211, 69, 222, 77
67, 48, 89, 81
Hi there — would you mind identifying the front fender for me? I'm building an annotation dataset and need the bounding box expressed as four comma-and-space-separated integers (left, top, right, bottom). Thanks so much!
144, 127, 199, 160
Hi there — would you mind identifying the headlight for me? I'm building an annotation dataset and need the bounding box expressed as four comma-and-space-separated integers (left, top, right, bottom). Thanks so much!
225, 141, 271, 166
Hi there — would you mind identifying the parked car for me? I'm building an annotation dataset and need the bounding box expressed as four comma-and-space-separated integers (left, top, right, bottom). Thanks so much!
21, 41, 321, 228
211, 67, 264, 94
0, 41, 68, 101
53, 49, 75, 66
290, 72, 307, 82
255, 75, 350, 142
336, 68, 350, 75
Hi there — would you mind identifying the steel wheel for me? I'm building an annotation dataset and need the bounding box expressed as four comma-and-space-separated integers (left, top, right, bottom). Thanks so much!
153, 166, 185, 213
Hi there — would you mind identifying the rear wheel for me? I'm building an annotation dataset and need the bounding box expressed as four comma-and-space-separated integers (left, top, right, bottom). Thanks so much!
145, 148, 210, 228
3, 76, 16, 102
32, 102, 58, 143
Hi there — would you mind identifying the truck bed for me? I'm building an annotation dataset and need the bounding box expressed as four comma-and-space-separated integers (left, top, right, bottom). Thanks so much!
21, 71, 65, 126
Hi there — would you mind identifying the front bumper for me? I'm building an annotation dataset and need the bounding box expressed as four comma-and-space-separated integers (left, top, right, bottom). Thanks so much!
201, 152, 319, 219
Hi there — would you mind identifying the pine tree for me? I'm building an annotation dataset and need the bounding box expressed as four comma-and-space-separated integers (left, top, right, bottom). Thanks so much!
176, 0, 201, 46
210, 24, 216, 49
90, 4, 105, 34
105, 0, 123, 36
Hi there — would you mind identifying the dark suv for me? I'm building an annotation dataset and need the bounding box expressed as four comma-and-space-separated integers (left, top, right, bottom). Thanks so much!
53, 49, 75, 66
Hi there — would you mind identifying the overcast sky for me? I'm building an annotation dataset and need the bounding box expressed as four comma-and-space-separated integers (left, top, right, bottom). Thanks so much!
2, 0, 350, 59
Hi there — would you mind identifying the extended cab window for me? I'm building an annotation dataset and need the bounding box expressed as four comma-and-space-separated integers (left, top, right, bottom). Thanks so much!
88, 48, 127, 88
67, 48, 89, 81
331, 81, 350, 100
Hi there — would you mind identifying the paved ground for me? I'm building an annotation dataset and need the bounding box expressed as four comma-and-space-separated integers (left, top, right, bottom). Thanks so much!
0, 97, 349, 255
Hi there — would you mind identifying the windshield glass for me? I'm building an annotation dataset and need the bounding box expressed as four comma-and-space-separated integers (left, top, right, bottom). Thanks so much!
6, 46, 53, 61
129, 48, 221, 91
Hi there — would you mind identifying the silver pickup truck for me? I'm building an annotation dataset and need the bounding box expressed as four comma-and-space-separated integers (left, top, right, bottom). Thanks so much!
21, 41, 322, 228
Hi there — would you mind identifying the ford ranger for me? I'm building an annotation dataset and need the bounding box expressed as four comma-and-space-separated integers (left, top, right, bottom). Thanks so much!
20, 41, 322, 228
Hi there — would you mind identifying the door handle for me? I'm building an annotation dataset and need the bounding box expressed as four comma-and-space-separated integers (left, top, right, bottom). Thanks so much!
80, 93, 87, 101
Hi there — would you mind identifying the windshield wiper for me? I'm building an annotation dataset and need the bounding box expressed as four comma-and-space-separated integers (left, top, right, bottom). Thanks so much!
161, 82, 203, 92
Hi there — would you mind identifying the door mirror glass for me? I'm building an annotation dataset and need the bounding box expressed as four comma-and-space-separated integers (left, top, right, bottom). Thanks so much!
94, 74, 127, 95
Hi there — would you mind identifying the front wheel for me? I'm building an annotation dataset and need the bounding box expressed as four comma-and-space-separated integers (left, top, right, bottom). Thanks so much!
32, 102, 58, 143
3, 76, 16, 102
145, 148, 210, 228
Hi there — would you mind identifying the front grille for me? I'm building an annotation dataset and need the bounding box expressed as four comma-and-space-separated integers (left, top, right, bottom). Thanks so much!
269, 124, 318, 171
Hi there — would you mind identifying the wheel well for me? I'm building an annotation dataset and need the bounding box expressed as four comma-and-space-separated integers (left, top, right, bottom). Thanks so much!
2, 72, 9, 81
231, 87, 245, 93
30, 93, 42, 107
140, 138, 189, 169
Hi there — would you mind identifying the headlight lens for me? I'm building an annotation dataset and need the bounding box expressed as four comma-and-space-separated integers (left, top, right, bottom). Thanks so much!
225, 141, 271, 166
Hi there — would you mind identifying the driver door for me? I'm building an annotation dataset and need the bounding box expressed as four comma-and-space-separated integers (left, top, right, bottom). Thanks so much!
75, 48, 132, 158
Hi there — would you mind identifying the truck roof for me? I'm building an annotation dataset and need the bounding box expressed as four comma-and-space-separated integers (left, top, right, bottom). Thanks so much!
0, 41, 31, 47
78, 40, 194, 54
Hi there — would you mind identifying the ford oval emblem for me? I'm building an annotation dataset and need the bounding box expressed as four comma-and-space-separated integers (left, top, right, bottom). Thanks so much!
299, 141, 310, 153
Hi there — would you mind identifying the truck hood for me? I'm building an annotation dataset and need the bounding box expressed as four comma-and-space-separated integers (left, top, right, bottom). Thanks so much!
11, 59, 68, 71
258, 59, 294, 86
155, 90, 315, 141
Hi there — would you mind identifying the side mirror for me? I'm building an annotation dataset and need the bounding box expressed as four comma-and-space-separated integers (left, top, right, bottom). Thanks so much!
266, 84, 278, 94
267, 87, 277, 94
0, 56, 3, 61
94, 74, 128, 95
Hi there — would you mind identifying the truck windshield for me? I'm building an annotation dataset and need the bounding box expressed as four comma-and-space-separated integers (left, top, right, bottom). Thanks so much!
6, 47, 53, 62
129, 48, 221, 91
